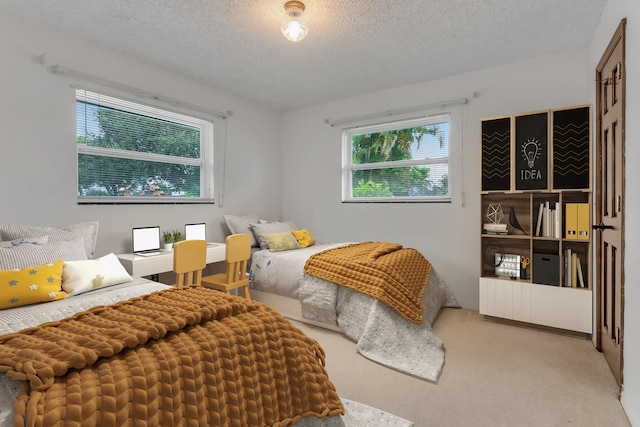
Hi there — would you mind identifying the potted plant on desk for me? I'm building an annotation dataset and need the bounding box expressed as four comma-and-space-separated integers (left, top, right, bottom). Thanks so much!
163, 231, 174, 250
172, 230, 182, 245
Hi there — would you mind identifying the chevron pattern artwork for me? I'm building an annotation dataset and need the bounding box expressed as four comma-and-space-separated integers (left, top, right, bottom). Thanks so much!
481, 117, 511, 191
553, 107, 590, 189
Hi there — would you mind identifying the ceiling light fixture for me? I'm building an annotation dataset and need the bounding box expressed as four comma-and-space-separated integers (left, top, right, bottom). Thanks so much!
281, 1, 308, 42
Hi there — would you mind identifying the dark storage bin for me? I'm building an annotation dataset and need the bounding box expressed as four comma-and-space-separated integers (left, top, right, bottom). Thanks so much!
532, 253, 560, 286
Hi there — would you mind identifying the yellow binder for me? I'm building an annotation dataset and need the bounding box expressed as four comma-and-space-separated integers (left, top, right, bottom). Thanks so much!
577, 203, 590, 241
565, 203, 578, 239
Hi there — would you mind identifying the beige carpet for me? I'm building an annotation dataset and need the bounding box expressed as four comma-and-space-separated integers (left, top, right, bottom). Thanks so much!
293, 308, 631, 427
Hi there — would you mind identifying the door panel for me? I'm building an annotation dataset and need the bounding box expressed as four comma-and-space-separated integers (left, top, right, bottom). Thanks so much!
595, 19, 625, 389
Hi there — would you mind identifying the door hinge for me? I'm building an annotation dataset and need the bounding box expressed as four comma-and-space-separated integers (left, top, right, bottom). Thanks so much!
617, 195, 622, 213
616, 327, 622, 345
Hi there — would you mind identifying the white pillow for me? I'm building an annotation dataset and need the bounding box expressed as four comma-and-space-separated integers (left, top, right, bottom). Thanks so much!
62, 253, 132, 295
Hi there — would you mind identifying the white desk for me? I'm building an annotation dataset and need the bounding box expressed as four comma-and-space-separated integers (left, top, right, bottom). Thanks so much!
116, 243, 226, 277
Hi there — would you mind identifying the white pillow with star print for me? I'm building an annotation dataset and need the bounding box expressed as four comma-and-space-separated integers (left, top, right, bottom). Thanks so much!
62, 253, 132, 295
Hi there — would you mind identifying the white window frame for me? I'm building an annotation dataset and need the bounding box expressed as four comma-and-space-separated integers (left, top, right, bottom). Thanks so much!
76, 89, 215, 204
342, 114, 452, 203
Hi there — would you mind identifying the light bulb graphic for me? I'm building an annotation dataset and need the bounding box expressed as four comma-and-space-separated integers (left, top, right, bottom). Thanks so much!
522, 138, 541, 168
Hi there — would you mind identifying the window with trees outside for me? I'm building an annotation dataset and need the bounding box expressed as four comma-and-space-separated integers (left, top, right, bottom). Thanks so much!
342, 114, 451, 202
76, 89, 214, 204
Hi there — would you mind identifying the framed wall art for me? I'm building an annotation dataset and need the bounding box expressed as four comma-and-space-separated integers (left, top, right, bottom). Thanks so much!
552, 106, 590, 190
515, 112, 548, 190
481, 116, 511, 191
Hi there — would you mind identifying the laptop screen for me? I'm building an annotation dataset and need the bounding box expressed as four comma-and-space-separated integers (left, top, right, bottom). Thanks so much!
185, 223, 206, 241
132, 226, 161, 253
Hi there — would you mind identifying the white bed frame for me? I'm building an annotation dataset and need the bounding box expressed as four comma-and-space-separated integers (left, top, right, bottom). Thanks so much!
251, 288, 341, 332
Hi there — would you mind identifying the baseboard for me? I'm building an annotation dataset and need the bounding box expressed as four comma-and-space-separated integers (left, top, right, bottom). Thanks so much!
482, 315, 592, 340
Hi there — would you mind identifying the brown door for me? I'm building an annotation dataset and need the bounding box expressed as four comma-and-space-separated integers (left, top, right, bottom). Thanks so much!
595, 19, 626, 389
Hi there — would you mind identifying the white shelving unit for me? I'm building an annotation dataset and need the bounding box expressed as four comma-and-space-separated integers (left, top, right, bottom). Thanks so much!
479, 105, 592, 334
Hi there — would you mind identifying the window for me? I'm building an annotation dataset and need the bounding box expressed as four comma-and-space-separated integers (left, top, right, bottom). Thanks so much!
342, 114, 451, 202
76, 89, 214, 203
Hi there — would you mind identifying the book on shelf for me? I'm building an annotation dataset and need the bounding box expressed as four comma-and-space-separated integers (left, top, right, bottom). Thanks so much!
562, 248, 586, 288
535, 203, 544, 236
542, 201, 550, 237
576, 257, 585, 288
554, 202, 561, 239
537, 201, 559, 238
484, 223, 507, 235
571, 252, 578, 288
564, 248, 572, 287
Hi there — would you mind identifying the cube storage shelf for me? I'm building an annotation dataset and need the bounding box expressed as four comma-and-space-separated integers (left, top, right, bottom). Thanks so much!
479, 105, 592, 333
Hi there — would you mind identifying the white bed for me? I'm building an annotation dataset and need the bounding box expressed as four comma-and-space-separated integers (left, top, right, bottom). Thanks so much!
0, 223, 351, 427
250, 243, 349, 299
0, 279, 168, 425
248, 242, 461, 382
2, 277, 399, 427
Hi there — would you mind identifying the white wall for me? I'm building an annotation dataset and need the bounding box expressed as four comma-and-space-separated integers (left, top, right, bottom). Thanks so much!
589, 1, 640, 424
281, 50, 590, 310
0, 12, 283, 257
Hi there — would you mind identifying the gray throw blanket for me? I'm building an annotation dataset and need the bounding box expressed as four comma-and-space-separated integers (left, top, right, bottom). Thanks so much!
299, 269, 459, 382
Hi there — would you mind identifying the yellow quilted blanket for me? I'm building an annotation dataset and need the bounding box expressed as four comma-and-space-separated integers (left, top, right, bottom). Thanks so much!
0, 286, 343, 427
303, 242, 432, 323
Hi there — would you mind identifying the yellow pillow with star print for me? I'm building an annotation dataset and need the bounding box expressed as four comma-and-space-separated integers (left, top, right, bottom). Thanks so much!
61, 253, 132, 295
0, 260, 67, 309
291, 229, 316, 248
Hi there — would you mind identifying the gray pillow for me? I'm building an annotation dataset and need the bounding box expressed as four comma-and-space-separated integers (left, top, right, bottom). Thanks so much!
223, 214, 260, 247
0, 235, 49, 248
0, 222, 99, 259
0, 239, 88, 270
251, 221, 299, 250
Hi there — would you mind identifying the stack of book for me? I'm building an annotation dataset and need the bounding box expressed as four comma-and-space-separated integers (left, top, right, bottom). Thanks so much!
535, 201, 561, 238
564, 248, 586, 288
484, 223, 508, 235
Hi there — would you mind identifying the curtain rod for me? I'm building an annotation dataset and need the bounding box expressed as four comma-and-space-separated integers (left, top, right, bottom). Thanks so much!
324, 96, 471, 127
48, 65, 233, 119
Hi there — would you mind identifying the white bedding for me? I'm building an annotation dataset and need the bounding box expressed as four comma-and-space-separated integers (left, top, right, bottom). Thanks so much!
250, 242, 350, 298
249, 242, 461, 381
301, 272, 460, 381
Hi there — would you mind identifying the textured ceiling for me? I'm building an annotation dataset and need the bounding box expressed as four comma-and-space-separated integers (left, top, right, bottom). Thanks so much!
0, 0, 607, 111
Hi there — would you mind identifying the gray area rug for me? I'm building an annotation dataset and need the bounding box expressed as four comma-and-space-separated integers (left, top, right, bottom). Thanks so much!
296, 398, 414, 426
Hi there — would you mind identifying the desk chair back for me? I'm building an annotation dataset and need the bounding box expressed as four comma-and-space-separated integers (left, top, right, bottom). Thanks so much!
201, 234, 251, 298
173, 239, 207, 287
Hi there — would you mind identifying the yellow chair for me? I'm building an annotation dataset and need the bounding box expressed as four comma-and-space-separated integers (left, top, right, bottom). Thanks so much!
172, 239, 207, 287
201, 233, 252, 299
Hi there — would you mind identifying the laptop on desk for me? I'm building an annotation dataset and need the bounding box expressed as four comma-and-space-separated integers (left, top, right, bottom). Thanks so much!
185, 223, 217, 246
132, 226, 162, 256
